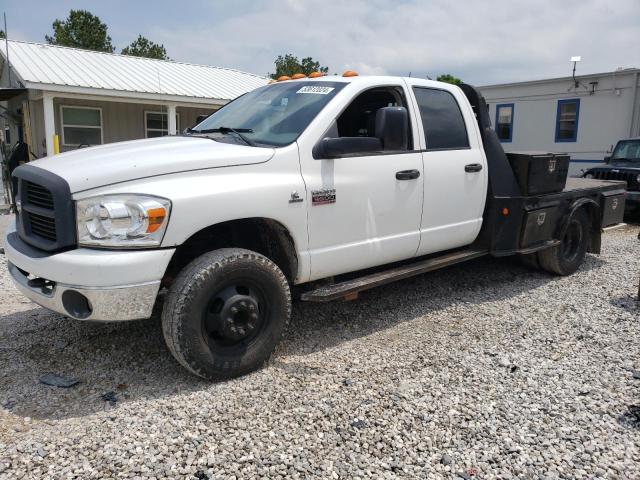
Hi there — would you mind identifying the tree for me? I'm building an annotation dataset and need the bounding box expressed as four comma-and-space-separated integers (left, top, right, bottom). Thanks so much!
121, 35, 169, 60
436, 74, 463, 85
270, 54, 328, 79
45, 10, 114, 52
0, 30, 5, 39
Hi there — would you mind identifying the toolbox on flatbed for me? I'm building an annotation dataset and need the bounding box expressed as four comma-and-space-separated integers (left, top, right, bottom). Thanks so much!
507, 152, 570, 196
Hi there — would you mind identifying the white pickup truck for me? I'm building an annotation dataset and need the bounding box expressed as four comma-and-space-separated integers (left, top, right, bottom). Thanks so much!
6, 74, 626, 380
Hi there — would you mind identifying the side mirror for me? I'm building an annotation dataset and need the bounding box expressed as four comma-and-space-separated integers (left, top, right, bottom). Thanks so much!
315, 137, 382, 159
604, 155, 611, 164
375, 106, 409, 151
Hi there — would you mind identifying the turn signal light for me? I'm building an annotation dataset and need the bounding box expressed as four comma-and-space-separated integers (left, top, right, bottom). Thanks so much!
502, 207, 510, 216
342, 70, 359, 77
147, 207, 167, 233
277, 75, 291, 82
291, 73, 306, 79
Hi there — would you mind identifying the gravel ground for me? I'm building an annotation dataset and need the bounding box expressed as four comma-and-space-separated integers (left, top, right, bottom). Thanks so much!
0, 216, 638, 479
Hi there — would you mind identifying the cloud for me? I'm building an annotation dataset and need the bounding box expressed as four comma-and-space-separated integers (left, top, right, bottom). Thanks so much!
6, 0, 640, 84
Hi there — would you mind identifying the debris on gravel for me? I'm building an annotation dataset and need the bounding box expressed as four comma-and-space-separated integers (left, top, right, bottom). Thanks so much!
0, 222, 638, 478
38, 374, 80, 389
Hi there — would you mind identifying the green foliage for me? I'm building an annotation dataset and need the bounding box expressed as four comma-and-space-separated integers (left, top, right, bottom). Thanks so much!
436, 74, 463, 85
45, 10, 114, 52
270, 54, 329, 79
0, 30, 5, 39
121, 35, 169, 60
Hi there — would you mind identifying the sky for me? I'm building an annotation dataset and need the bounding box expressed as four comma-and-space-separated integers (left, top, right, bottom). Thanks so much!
2, 0, 639, 85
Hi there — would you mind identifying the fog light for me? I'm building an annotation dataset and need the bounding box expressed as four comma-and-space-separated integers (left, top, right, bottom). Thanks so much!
61, 290, 92, 319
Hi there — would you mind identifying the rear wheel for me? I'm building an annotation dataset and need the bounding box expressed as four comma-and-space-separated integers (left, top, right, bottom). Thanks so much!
162, 248, 291, 380
538, 209, 590, 276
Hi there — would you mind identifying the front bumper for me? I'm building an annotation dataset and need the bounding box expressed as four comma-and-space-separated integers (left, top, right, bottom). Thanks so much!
5, 220, 175, 321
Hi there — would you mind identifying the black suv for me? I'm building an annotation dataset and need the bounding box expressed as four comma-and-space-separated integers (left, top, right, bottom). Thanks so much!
583, 138, 640, 213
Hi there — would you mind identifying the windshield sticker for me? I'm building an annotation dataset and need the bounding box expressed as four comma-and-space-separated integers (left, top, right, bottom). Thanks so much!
297, 86, 335, 95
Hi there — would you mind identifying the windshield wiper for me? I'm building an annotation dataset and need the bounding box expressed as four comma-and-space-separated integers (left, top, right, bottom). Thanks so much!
190, 126, 256, 147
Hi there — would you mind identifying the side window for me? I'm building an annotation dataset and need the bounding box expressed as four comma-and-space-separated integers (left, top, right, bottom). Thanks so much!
495, 103, 514, 142
331, 86, 412, 151
412, 87, 469, 150
555, 99, 580, 142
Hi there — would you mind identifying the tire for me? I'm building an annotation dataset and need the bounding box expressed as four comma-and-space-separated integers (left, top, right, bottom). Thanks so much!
162, 248, 291, 380
538, 209, 590, 276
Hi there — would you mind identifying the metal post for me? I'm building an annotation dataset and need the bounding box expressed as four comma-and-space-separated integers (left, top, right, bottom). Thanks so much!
43, 93, 56, 156
168, 104, 177, 135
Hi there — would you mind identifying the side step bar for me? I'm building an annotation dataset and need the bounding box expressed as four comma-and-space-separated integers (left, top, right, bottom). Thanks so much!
300, 249, 488, 302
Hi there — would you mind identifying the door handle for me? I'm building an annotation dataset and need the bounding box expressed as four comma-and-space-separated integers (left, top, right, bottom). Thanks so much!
396, 169, 421, 180
465, 163, 483, 173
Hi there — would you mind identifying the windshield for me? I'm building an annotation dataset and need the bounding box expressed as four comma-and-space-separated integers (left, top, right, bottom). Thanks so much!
192, 81, 346, 147
611, 140, 640, 162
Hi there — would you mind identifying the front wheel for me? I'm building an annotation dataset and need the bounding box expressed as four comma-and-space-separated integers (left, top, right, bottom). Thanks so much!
538, 209, 590, 276
162, 248, 291, 380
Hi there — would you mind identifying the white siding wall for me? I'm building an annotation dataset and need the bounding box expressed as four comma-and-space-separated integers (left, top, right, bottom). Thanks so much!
480, 70, 640, 176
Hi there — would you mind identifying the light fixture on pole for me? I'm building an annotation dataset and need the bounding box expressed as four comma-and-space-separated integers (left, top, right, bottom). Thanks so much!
571, 56, 581, 88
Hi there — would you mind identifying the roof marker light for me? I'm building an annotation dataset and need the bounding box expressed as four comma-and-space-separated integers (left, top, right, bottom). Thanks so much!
308, 71, 323, 78
342, 70, 359, 77
291, 73, 306, 79
277, 75, 291, 82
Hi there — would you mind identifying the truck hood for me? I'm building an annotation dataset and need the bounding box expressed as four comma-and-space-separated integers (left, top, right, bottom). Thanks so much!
30, 136, 275, 193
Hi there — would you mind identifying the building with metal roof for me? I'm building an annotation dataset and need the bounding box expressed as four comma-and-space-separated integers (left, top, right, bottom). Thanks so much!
0, 40, 268, 158
479, 68, 640, 176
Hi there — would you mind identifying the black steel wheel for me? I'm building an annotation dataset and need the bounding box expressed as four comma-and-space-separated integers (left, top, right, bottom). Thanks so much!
162, 248, 291, 380
539, 209, 590, 276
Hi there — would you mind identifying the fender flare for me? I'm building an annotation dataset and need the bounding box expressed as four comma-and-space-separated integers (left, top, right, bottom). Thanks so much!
557, 198, 602, 254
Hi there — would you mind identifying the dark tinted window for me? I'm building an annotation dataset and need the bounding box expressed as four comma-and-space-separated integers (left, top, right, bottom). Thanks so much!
413, 87, 469, 150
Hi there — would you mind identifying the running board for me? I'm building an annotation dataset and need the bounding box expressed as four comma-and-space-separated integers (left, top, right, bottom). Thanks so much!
300, 249, 488, 302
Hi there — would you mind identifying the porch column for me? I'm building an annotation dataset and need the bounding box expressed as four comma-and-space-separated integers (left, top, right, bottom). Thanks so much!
43, 93, 56, 156
167, 104, 177, 135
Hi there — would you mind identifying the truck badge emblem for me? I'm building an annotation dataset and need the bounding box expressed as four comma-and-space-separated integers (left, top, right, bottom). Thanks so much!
537, 212, 546, 226
288, 191, 303, 204
311, 189, 336, 205
548, 159, 556, 173
612, 198, 618, 210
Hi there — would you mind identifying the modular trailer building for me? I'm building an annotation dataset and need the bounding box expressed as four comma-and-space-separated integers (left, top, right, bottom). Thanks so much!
479, 68, 640, 176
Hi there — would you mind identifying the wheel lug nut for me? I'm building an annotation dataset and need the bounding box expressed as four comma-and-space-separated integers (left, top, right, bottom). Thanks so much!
246, 323, 255, 330
251, 313, 258, 320
226, 317, 233, 324
231, 306, 238, 314
238, 328, 245, 336
249, 304, 256, 311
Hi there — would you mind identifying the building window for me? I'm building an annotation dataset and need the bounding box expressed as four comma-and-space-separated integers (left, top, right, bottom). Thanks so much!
145, 111, 180, 138
412, 87, 469, 150
61, 106, 103, 147
495, 103, 514, 142
555, 99, 580, 142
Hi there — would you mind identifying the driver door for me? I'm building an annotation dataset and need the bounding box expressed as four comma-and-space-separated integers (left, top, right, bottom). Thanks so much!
298, 84, 424, 281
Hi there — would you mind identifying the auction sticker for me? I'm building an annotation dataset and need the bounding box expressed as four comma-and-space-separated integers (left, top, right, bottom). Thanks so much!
297, 86, 335, 95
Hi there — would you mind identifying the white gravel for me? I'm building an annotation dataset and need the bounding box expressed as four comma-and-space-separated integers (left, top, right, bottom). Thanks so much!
0, 217, 639, 479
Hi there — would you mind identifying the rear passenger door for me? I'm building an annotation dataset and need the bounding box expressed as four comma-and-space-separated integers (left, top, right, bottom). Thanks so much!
405, 80, 488, 256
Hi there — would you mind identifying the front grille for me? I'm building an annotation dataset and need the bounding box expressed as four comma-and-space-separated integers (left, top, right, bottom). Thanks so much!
25, 181, 54, 209
27, 211, 57, 241
12, 165, 75, 252
591, 170, 639, 190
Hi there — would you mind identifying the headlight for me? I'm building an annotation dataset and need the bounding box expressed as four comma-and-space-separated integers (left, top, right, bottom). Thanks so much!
584, 173, 594, 179
76, 194, 171, 248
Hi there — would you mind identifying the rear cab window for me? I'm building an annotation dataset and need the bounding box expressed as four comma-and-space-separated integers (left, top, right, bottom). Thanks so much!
412, 87, 470, 150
